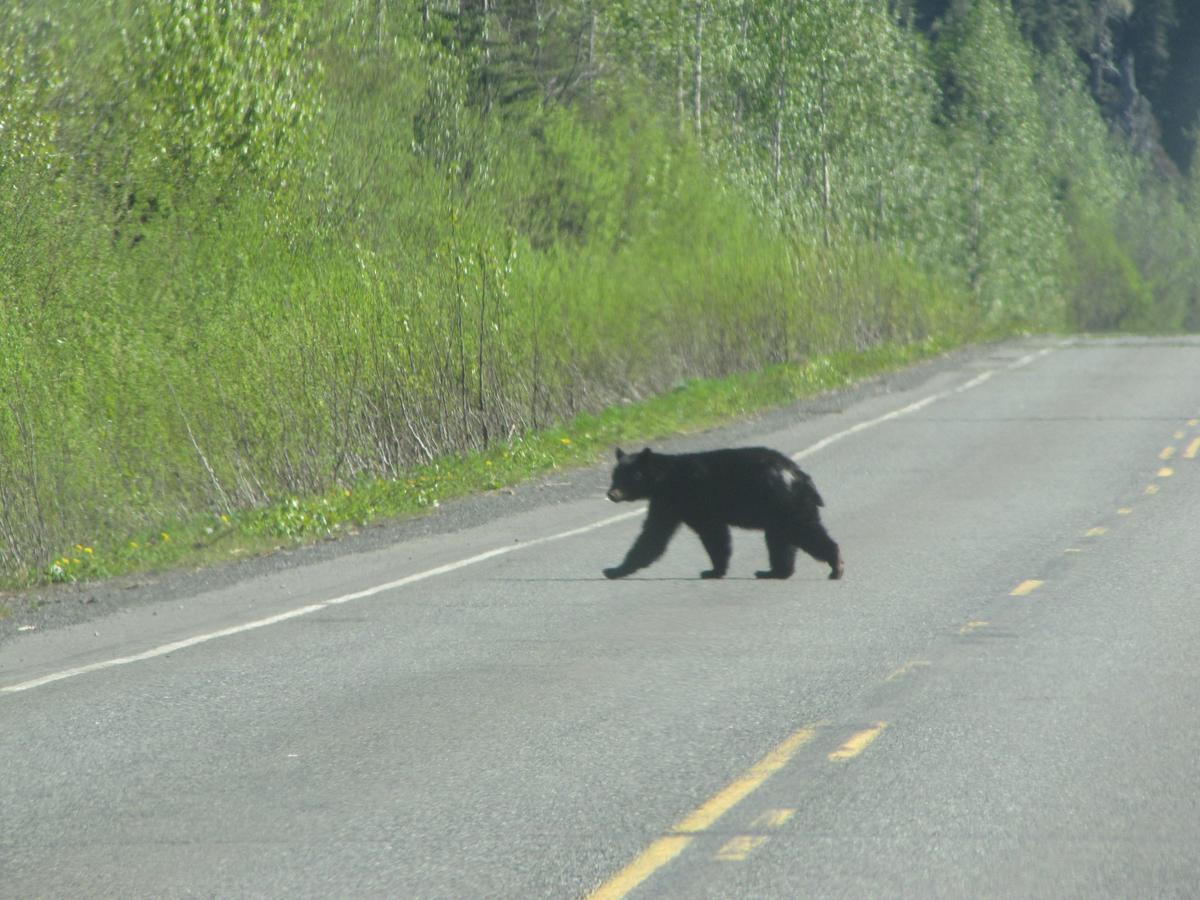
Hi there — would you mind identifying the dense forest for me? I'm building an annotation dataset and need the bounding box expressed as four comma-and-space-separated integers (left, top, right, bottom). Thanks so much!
1, 0, 1199, 579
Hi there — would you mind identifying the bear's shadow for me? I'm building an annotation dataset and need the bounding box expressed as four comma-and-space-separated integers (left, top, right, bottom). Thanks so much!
491, 575, 791, 583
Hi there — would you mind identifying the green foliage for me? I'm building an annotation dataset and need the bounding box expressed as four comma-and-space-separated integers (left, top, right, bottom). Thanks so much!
1, 0, 1198, 582
115, 0, 320, 187
1113, 175, 1200, 332
935, 0, 1065, 325
1063, 202, 1153, 331
0, 5, 62, 175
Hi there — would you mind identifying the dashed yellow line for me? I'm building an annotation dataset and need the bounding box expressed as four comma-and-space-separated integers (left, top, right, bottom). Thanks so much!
885, 660, 931, 682
829, 722, 888, 761
1186, 437, 1200, 460
1145, 484, 1160, 495
1160, 446, 1176, 460
1085, 526, 1108, 537
1158, 467, 1175, 478
587, 724, 821, 899
714, 835, 768, 861
672, 724, 821, 834
750, 808, 796, 829
712, 809, 797, 863
960, 620, 989, 634
1011, 579, 1044, 597
1117, 507, 1133, 516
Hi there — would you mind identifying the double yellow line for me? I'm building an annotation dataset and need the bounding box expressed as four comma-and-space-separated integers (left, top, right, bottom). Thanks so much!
587, 723, 821, 899
589, 718, 890, 898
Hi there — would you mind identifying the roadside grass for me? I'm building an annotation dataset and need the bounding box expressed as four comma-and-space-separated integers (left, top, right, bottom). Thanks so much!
1, 336, 958, 592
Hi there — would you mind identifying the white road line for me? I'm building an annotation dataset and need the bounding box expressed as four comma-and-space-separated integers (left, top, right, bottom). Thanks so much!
791, 393, 943, 462
2, 346, 1056, 694
2, 511, 643, 694
955, 371, 994, 393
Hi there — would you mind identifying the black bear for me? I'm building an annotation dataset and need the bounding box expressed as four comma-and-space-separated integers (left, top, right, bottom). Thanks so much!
602, 446, 843, 581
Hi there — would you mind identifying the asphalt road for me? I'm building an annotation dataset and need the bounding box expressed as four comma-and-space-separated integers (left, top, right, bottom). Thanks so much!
3, 335, 1200, 899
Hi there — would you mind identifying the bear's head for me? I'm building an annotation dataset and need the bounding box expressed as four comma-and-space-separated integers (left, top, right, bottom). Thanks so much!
606, 447, 664, 502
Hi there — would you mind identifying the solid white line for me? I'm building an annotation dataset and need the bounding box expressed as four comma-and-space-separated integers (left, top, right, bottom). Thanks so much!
955, 371, 994, 393
2, 346, 1056, 694
791, 393, 945, 462
1008, 345, 1060, 370
1, 511, 642, 694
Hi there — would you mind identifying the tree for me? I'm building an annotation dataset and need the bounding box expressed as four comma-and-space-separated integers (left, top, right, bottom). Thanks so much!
935, 0, 1064, 323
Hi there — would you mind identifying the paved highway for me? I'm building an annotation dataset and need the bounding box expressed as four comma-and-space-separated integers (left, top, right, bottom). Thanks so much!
3, 336, 1200, 898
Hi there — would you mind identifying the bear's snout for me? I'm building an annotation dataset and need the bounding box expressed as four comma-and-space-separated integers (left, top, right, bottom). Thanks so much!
607, 488, 625, 502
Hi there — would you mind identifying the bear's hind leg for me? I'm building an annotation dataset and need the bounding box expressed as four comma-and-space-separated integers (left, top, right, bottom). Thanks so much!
755, 527, 796, 579
695, 523, 732, 579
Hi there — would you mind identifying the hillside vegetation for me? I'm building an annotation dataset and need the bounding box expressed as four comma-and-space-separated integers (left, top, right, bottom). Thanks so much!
2, 0, 1199, 581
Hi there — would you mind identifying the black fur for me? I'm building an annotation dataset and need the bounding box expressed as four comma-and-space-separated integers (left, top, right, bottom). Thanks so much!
602, 446, 844, 581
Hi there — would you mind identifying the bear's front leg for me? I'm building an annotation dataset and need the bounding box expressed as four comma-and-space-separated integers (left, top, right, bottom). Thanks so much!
694, 522, 732, 579
603, 506, 681, 578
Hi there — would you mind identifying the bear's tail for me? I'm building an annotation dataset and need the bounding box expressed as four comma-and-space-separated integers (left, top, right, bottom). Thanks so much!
799, 471, 824, 508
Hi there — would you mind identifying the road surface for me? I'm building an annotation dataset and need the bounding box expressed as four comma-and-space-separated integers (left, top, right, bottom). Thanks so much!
3, 336, 1200, 898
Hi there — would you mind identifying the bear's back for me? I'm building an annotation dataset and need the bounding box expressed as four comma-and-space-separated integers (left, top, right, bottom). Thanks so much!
666, 447, 820, 529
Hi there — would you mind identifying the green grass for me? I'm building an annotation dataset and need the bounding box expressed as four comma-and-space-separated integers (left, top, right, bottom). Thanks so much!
2, 336, 955, 592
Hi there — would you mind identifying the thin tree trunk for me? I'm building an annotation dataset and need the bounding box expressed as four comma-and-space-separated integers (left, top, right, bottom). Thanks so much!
676, 14, 685, 134
773, 29, 784, 188
693, 2, 703, 140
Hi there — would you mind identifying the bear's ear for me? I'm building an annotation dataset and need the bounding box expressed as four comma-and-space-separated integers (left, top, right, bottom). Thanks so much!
615, 447, 626, 461
639, 447, 652, 459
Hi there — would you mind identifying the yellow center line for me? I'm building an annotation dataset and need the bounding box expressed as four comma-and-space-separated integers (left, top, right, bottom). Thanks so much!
1117, 507, 1133, 515
828, 722, 888, 761
1085, 526, 1108, 537
750, 808, 797, 829
1011, 579, 1044, 597
1186, 437, 1200, 460
1146, 483, 1160, 495
1161, 446, 1176, 460
1158, 467, 1174, 478
712, 809, 797, 863
960, 620, 989, 634
885, 660, 931, 682
588, 836, 693, 900
672, 724, 821, 834
1190, 419, 1199, 427
714, 835, 769, 861
587, 723, 822, 899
